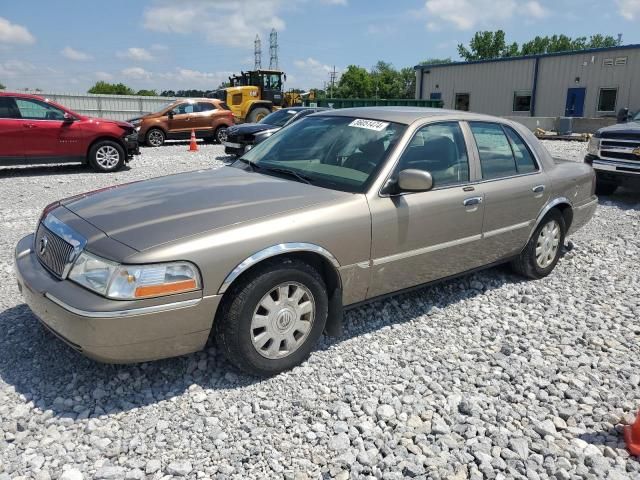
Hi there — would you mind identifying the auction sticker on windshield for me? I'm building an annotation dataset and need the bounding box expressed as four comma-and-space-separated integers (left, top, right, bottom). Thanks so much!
348, 119, 390, 131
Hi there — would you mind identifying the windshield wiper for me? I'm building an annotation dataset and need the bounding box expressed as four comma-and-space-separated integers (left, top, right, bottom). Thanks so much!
259, 166, 313, 185
235, 158, 259, 171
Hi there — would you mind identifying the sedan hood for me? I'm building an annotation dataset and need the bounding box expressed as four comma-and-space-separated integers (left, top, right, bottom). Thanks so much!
229, 123, 278, 136
62, 167, 347, 251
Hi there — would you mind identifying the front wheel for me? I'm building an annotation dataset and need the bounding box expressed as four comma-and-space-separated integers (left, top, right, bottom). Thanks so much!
88, 140, 125, 172
145, 128, 165, 147
511, 209, 566, 279
215, 259, 328, 376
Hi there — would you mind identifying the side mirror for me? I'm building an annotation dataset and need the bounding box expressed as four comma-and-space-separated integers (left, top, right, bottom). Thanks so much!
63, 112, 76, 122
397, 169, 433, 192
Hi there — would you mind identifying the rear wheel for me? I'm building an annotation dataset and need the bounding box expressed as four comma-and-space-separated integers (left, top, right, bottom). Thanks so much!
215, 125, 229, 144
88, 140, 125, 172
215, 259, 328, 376
595, 178, 617, 196
146, 128, 165, 147
247, 107, 270, 124
511, 209, 566, 279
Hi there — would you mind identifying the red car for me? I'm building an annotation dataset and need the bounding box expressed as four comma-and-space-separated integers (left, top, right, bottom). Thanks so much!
0, 92, 139, 172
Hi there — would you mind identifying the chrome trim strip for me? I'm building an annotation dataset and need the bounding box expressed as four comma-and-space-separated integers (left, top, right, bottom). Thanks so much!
483, 220, 533, 239
529, 196, 572, 237
41, 213, 87, 277
574, 197, 598, 211
45, 294, 201, 318
593, 160, 640, 173
218, 243, 341, 294
16, 248, 31, 259
372, 234, 482, 266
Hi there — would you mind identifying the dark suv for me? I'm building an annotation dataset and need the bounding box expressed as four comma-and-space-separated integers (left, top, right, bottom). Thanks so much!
0, 92, 139, 172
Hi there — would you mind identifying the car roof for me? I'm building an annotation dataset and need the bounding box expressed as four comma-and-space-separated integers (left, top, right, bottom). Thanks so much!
0, 91, 46, 100
281, 106, 328, 112
313, 106, 500, 125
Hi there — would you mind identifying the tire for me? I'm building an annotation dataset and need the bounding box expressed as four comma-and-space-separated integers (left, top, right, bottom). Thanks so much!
215, 125, 229, 144
145, 128, 165, 147
595, 179, 617, 196
247, 107, 270, 124
88, 140, 125, 172
511, 209, 566, 280
215, 258, 328, 376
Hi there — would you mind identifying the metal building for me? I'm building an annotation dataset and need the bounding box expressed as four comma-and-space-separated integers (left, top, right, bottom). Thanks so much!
415, 44, 640, 118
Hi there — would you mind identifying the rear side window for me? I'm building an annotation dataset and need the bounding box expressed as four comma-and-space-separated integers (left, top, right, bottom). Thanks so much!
0, 97, 19, 118
470, 122, 518, 179
197, 102, 215, 112
503, 126, 538, 173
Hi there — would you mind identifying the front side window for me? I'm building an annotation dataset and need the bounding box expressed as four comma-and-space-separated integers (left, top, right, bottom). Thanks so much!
513, 91, 532, 112
470, 122, 517, 179
396, 122, 469, 188
197, 102, 216, 112
172, 103, 195, 115
15, 98, 65, 120
597, 88, 617, 112
236, 115, 407, 193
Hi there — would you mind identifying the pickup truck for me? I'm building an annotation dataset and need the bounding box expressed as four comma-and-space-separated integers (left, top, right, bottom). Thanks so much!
585, 110, 640, 195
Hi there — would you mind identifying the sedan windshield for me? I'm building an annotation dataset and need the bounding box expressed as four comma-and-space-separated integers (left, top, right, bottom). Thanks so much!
235, 115, 407, 193
259, 109, 298, 127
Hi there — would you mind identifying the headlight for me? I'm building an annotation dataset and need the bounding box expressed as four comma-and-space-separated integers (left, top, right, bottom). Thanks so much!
130, 119, 141, 126
69, 252, 200, 299
587, 136, 600, 155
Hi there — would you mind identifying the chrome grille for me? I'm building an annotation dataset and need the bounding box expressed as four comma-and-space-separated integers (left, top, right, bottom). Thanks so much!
35, 224, 74, 278
600, 138, 640, 163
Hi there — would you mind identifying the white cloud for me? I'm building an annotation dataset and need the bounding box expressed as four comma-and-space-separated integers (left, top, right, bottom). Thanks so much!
291, 57, 339, 89
117, 47, 154, 61
523, 1, 549, 18
121, 67, 152, 80
321, 0, 347, 4
143, 0, 286, 48
0, 17, 35, 45
617, 0, 640, 19
61, 46, 92, 61
0, 59, 36, 77
95, 71, 113, 81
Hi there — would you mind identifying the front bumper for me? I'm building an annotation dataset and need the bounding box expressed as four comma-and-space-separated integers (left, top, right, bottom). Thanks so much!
223, 139, 249, 156
124, 132, 140, 159
585, 154, 640, 187
14, 234, 220, 363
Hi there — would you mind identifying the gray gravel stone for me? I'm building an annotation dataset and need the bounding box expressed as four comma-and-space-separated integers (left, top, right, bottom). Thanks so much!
0, 142, 637, 480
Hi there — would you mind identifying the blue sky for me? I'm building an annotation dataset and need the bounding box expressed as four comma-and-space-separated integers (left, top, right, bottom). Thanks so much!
1, 0, 639, 93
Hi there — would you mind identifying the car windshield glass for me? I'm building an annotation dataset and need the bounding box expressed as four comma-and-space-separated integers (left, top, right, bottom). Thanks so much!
259, 109, 297, 126
633, 111, 640, 122
235, 115, 407, 193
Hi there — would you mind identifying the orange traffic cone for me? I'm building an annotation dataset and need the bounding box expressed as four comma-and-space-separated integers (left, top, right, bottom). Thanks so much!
624, 411, 640, 456
189, 129, 198, 152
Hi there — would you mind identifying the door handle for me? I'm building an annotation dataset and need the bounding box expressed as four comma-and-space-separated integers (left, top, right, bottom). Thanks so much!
532, 185, 545, 194
463, 196, 483, 206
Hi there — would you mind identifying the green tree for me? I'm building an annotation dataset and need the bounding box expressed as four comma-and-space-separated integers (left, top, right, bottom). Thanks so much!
336, 65, 372, 98
521, 34, 617, 55
457, 30, 518, 61
88, 81, 135, 95
400, 67, 417, 99
0, 82, 5, 90
371, 61, 404, 98
136, 89, 158, 96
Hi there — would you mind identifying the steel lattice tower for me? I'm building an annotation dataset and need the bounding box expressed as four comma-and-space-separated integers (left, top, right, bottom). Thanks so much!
269, 29, 279, 70
254, 35, 262, 70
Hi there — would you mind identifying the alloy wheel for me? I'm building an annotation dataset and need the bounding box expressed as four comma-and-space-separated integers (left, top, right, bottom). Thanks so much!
250, 282, 315, 359
148, 130, 164, 147
217, 127, 228, 143
95, 145, 121, 169
535, 219, 561, 268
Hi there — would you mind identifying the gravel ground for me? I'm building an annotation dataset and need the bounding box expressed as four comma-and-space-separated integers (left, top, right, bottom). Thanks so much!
0, 141, 639, 480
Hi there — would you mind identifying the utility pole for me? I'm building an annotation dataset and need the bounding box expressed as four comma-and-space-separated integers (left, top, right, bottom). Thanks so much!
269, 28, 279, 70
329, 66, 337, 99
254, 35, 262, 70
